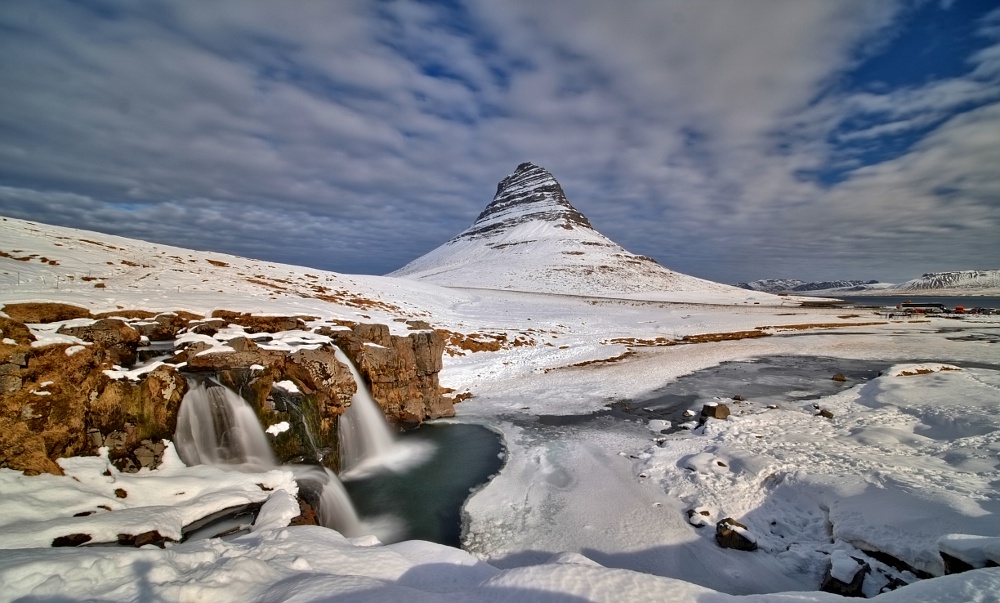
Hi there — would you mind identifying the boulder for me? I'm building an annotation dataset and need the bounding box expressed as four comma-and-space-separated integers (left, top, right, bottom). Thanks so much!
132, 312, 197, 341
58, 319, 141, 366
715, 518, 757, 551
820, 553, 870, 597
210, 311, 305, 334
186, 337, 284, 372
701, 403, 731, 421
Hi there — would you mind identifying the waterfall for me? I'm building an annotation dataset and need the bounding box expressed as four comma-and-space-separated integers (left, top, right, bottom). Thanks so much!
175, 382, 276, 470
334, 347, 396, 474
174, 380, 363, 537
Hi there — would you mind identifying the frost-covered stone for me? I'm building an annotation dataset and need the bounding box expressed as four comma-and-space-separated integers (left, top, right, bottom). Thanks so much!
715, 518, 757, 551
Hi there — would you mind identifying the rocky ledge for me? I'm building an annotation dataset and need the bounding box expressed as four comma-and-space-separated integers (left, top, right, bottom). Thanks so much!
0, 302, 455, 476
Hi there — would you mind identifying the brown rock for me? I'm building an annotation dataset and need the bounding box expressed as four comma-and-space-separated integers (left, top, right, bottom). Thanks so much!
715, 518, 757, 551
818, 409, 834, 419
52, 533, 93, 547
186, 337, 284, 371
57, 319, 141, 366
131, 312, 195, 341
832, 373, 848, 382
2, 303, 91, 323
0, 344, 107, 474
209, 311, 305, 334
325, 324, 452, 425
118, 530, 171, 548
701, 403, 731, 421
288, 496, 320, 526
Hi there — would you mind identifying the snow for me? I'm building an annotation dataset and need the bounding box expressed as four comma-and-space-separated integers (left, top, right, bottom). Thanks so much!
273, 380, 300, 394
3, 214, 1000, 602
938, 534, 1000, 568
267, 421, 291, 436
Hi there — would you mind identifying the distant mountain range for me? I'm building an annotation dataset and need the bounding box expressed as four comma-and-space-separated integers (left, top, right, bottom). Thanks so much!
739, 270, 1000, 295
391, 162, 768, 303
737, 279, 883, 294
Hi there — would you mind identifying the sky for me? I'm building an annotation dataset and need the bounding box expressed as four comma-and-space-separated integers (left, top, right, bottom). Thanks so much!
0, 0, 998, 285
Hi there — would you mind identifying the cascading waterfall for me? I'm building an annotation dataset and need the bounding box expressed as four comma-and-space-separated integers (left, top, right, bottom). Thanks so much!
334, 346, 396, 473
175, 382, 277, 470
174, 380, 363, 537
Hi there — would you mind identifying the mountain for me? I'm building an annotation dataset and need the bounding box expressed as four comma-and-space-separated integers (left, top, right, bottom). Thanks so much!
738, 279, 884, 294
390, 163, 766, 302
891, 269, 1000, 293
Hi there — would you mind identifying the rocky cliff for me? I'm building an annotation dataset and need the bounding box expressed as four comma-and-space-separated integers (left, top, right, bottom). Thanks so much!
0, 303, 453, 475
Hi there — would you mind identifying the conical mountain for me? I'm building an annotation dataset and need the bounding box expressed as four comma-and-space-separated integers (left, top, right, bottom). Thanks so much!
390, 163, 766, 302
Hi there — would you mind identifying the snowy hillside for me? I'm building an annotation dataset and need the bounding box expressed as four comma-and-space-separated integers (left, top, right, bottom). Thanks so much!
892, 269, 1000, 293
4, 214, 1000, 602
391, 163, 770, 304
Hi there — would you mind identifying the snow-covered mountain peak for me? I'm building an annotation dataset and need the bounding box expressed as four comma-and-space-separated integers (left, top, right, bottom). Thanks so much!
463, 162, 594, 240
391, 164, 771, 303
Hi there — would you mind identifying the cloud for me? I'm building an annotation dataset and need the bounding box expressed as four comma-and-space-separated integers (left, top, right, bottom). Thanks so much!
0, 0, 997, 284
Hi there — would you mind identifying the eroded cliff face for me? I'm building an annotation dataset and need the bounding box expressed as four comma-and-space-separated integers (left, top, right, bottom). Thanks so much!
321, 323, 454, 426
0, 303, 454, 475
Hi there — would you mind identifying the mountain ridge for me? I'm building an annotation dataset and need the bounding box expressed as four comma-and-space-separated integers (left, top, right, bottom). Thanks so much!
391, 163, 769, 303
739, 270, 1000, 295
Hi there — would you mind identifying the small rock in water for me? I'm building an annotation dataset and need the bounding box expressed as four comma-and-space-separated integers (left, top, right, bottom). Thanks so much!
700, 403, 730, 421
832, 373, 848, 382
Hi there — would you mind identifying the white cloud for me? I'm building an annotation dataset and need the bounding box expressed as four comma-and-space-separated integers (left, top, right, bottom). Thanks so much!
0, 0, 996, 283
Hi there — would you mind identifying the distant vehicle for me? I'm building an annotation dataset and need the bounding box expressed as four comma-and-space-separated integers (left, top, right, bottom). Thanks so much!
898, 302, 947, 313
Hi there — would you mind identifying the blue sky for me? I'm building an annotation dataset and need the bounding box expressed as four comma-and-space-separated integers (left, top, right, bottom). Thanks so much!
0, 0, 998, 284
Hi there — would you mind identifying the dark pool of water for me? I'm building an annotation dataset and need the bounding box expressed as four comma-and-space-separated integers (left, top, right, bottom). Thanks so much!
344, 423, 504, 547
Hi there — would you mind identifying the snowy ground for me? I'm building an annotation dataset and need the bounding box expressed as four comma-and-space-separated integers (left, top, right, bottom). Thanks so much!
3, 216, 1000, 601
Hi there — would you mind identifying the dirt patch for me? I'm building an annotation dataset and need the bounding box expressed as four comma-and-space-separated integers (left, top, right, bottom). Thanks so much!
897, 366, 960, 377
604, 336, 674, 347
3, 303, 92, 323
206, 259, 229, 267
758, 322, 887, 332
437, 330, 535, 356
682, 330, 771, 343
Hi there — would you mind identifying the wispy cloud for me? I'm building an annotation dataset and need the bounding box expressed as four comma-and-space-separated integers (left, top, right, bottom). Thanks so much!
0, 0, 997, 283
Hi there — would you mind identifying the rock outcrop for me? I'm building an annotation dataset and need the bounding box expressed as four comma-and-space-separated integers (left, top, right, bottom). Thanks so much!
322, 323, 454, 426
0, 310, 453, 475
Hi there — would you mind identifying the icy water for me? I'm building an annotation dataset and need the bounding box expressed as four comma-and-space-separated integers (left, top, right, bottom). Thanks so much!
834, 295, 1000, 310
344, 423, 505, 547
538, 356, 890, 431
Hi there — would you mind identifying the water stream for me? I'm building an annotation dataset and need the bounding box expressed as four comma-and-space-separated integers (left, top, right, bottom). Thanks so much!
334, 347, 397, 474
174, 380, 364, 537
